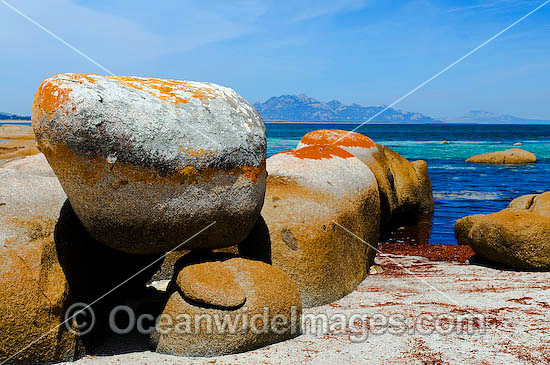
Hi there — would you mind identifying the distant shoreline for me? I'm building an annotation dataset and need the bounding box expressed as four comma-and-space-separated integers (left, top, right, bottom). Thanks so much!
264, 120, 550, 125
0, 120, 31, 125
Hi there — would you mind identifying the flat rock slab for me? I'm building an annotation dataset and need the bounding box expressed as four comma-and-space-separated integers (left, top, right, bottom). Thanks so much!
65, 254, 550, 364
0, 124, 35, 140
466, 148, 536, 164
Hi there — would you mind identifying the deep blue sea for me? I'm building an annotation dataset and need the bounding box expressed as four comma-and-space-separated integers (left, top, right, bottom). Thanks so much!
266, 123, 550, 245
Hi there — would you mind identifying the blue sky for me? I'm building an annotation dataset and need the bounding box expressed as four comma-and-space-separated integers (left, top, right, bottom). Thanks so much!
1, 0, 549, 119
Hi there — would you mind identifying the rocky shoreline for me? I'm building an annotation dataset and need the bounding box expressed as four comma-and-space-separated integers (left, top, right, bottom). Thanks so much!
1, 74, 548, 364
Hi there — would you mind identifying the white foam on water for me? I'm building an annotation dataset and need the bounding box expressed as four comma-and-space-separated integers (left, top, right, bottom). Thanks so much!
431, 165, 477, 170
434, 190, 503, 201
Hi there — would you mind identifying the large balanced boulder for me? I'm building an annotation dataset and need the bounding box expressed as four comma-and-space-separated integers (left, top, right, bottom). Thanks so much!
297, 129, 433, 233
253, 145, 380, 307
2, 153, 55, 177
32, 74, 267, 254
0, 169, 162, 363
153, 255, 301, 356
466, 148, 536, 164
455, 192, 550, 270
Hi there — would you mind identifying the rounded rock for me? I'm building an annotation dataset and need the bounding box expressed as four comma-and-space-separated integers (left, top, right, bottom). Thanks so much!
455, 192, 550, 270
297, 129, 434, 233
259, 145, 380, 307
154, 257, 301, 356
177, 261, 246, 308
466, 148, 536, 164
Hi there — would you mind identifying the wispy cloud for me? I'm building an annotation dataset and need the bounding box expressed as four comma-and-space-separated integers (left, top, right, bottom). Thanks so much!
445, 0, 543, 14
290, 0, 370, 22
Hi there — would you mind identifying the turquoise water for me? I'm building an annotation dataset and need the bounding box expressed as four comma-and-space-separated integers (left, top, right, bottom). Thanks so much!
266, 123, 550, 244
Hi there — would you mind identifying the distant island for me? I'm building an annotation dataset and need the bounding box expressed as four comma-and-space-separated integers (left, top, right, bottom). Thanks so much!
254, 94, 442, 123
3, 102, 549, 125
450, 110, 550, 124
0, 112, 30, 121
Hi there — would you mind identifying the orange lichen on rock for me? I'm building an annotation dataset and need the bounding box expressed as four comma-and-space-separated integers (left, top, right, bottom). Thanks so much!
179, 147, 218, 158
68, 74, 97, 84
276, 145, 355, 160
239, 160, 266, 183
301, 129, 376, 149
33, 78, 72, 120
106, 76, 216, 105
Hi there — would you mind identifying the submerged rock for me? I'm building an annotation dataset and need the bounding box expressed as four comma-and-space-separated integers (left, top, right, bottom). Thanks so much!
32, 74, 267, 254
455, 192, 550, 270
297, 129, 433, 233
254, 145, 380, 308
153, 255, 301, 357
466, 148, 536, 164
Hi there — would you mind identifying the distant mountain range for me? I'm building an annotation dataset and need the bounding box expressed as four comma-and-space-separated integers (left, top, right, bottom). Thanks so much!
451, 110, 550, 124
3, 102, 549, 125
254, 94, 442, 123
0, 112, 30, 121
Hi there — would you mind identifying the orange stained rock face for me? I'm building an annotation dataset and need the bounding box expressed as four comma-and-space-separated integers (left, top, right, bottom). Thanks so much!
33, 74, 219, 121
276, 145, 354, 160
105, 75, 216, 105
300, 129, 376, 149
240, 160, 266, 183
34, 78, 72, 120
68, 74, 97, 84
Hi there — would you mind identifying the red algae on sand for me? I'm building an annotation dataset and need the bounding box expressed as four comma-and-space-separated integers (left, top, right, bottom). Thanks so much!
300, 129, 376, 149
378, 242, 475, 263
275, 145, 355, 160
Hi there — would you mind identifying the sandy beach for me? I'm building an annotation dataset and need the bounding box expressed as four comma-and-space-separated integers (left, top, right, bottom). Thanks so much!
64, 253, 550, 364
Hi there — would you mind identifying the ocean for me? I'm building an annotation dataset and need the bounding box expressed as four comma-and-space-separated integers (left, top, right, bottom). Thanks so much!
267, 123, 550, 245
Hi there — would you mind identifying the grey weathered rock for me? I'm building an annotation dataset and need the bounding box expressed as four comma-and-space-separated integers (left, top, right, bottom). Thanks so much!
32, 74, 267, 254
455, 192, 550, 270
466, 148, 536, 164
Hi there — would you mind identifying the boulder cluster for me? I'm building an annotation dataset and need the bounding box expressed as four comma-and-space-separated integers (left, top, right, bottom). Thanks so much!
0, 74, 433, 363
